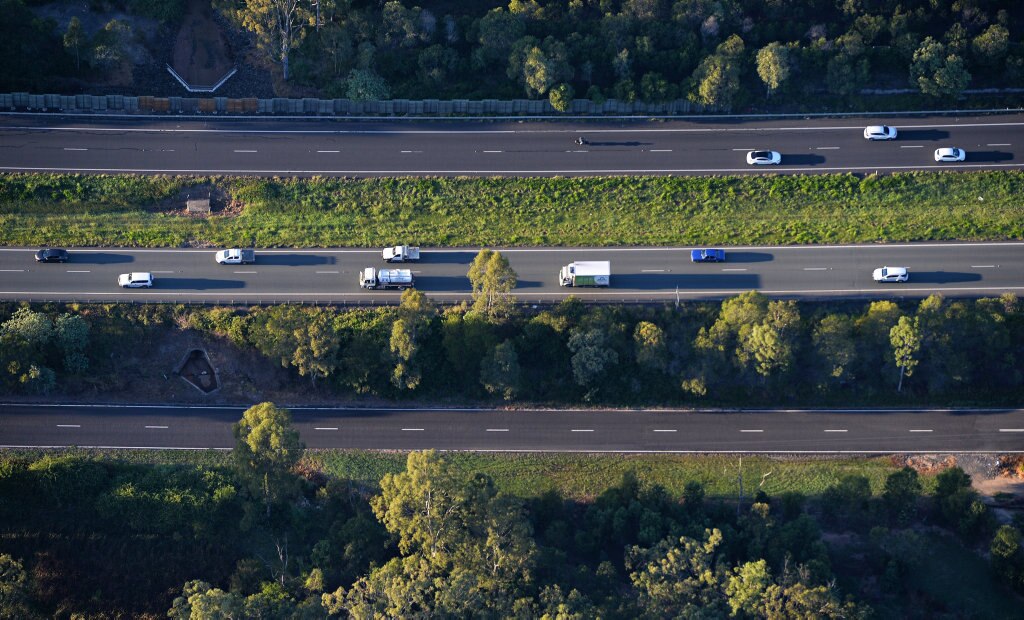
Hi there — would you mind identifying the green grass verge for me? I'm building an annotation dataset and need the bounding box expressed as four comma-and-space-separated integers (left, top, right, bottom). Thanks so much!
303, 452, 932, 500
5, 449, 927, 500
2, 172, 1023, 247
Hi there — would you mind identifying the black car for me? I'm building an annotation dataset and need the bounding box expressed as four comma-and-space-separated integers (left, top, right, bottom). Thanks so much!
35, 248, 69, 263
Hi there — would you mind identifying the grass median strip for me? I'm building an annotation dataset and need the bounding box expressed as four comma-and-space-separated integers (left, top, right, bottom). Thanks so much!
1, 171, 1023, 248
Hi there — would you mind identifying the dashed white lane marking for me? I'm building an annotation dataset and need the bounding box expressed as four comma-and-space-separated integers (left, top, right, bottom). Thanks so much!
815, 146, 839, 150
486, 428, 509, 432
483, 150, 502, 153
315, 427, 339, 431
233, 271, 257, 274
731, 148, 755, 151
56, 424, 80, 428
900, 145, 924, 148
63, 147, 87, 151
145, 425, 168, 429
568, 150, 588, 153
971, 265, 996, 268
653, 429, 677, 433
824, 429, 848, 433
0, 269, 25, 272
233, 149, 257, 153
315, 270, 339, 274
803, 267, 828, 271
641, 269, 666, 272
401, 428, 424, 431
988, 143, 1011, 146
999, 428, 1024, 432
649, 149, 672, 152
316, 150, 340, 153
400, 150, 423, 154
740, 429, 764, 433
909, 429, 933, 433
722, 268, 748, 271
66, 270, 90, 273
571, 429, 594, 432
151, 270, 174, 273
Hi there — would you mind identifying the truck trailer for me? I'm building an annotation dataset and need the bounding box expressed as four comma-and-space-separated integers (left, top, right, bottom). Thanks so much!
360, 267, 414, 290
558, 261, 611, 287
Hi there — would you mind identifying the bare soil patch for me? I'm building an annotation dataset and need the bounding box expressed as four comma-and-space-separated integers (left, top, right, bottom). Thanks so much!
171, 0, 234, 88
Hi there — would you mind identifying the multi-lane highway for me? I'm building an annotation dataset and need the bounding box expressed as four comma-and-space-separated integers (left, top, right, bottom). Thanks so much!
0, 112, 1021, 177
2, 403, 1022, 452
1, 242, 1021, 303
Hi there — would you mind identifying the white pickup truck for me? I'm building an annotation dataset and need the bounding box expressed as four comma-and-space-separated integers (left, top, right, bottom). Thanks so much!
215, 249, 256, 265
382, 245, 420, 263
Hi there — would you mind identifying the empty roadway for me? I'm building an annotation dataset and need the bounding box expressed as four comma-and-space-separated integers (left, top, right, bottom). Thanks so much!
0, 112, 1022, 176
2, 403, 1023, 452
1, 242, 1022, 303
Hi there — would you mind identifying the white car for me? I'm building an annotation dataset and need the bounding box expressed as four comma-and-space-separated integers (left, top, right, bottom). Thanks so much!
872, 266, 909, 283
118, 272, 154, 288
864, 125, 897, 140
746, 150, 781, 165
934, 147, 966, 162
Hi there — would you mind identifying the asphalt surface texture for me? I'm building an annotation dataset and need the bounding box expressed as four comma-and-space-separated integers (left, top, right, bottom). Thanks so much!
1, 242, 1021, 304
2, 403, 1022, 452
0, 112, 1022, 177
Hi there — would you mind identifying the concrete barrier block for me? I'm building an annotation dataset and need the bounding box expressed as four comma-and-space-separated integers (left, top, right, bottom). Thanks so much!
123, 97, 139, 112
198, 98, 216, 113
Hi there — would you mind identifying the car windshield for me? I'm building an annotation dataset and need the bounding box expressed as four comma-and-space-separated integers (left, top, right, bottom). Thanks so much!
752, 151, 769, 158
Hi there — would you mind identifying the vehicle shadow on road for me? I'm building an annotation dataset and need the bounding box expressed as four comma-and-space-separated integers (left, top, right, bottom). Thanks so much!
613, 273, 761, 290
258, 254, 335, 266
907, 271, 983, 284
895, 129, 950, 141
413, 276, 471, 291
157, 278, 247, 290
722, 251, 773, 263
73, 253, 134, 264
781, 154, 826, 166
424, 251, 475, 264
966, 150, 1014, 162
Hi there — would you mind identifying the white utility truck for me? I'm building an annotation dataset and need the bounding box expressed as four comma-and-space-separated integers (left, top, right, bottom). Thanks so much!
215, 249, 256, 265
382, 245, 421, 263
558, 261, 611, 287
360, 267, 414, 290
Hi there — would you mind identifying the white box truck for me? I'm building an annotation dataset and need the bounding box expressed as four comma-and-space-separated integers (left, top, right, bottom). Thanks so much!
382, 245, 421, 263
559, 261, 611, 287
360, 267, 414, 290
215, 249, 256, 265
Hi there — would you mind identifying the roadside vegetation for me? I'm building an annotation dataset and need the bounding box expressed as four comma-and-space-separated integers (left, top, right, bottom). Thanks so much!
3, 290, 1022, 406
1, 411, 1021, 618
2, 171, 1024, 248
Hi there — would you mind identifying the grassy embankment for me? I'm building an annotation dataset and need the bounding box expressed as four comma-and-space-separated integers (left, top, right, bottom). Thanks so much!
9, 448, 932, 500
1, 171, 1023, 247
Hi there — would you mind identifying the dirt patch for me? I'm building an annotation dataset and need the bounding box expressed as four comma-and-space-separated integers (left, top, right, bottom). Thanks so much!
171, 0, 234, 88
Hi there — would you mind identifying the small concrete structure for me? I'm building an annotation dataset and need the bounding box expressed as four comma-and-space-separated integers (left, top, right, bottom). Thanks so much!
186, 197, 210, 214
173, 348, 220, 394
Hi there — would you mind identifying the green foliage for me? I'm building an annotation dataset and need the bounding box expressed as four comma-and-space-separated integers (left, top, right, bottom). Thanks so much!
548, 82, 574, 111
345, 68, 391, 100
910, 36, 971, 98
883, 467, 921, 526
756, 42, 791, 96
232, 402, 305, 520
467, 249, 518, 322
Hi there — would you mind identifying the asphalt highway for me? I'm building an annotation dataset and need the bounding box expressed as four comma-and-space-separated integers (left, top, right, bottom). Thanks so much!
1, 242, 1021, 303
2, 403, 1022, 452
0, 112, 1022, 177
